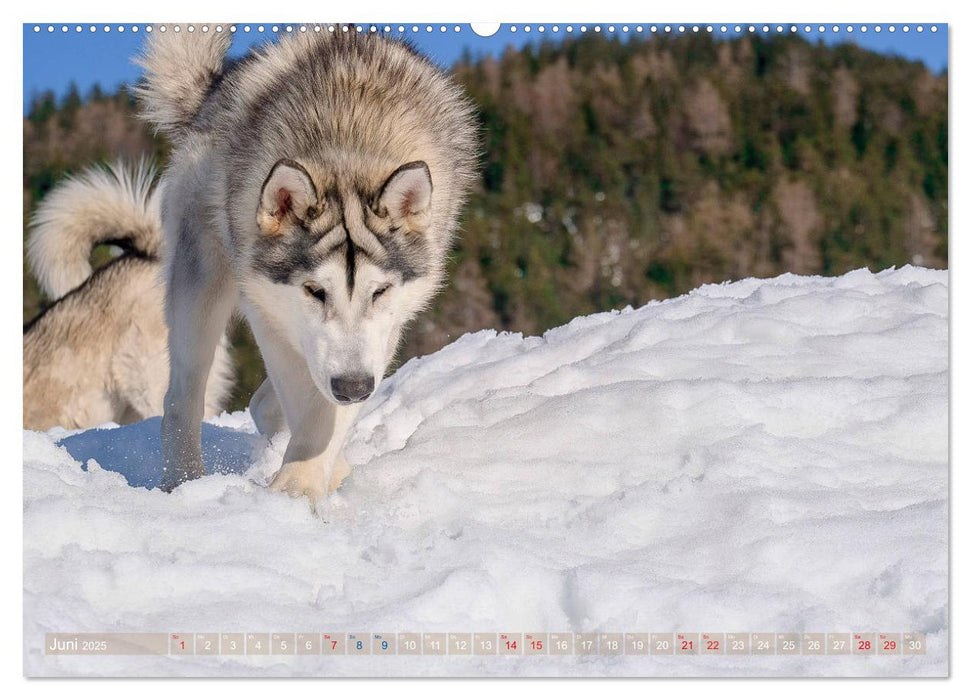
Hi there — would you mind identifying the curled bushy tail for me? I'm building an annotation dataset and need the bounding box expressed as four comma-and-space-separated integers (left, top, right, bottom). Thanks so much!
27, 160, 161, 299
134, 25, 232, 139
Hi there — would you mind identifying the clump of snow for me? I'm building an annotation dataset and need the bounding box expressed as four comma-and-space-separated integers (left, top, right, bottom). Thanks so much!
23, 267, 948, 677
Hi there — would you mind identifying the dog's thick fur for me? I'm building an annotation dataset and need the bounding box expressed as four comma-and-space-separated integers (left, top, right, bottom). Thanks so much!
137, 27, 478, 505
23, 161, 233, 430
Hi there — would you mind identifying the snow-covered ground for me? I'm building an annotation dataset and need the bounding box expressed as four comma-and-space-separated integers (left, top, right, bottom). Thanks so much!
23, 267, 948, 677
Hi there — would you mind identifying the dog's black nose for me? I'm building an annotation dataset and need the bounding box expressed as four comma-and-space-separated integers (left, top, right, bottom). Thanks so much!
331, 375, 374, 403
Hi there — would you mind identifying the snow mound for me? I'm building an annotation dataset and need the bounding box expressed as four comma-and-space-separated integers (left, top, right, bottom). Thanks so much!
23, 267, 948, 677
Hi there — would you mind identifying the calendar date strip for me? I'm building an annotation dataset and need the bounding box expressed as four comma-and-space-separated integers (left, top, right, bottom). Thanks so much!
44, 632, 927, 656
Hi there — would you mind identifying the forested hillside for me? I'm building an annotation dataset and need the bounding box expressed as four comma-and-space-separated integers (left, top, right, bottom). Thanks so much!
23, 33, 948, 410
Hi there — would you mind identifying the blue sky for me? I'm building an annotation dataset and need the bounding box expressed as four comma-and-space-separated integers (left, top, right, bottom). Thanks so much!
23, 22, 948, 112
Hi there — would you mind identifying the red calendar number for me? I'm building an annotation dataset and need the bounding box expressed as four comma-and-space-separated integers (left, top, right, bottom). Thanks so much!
707, 640, 719, 651
530, 640, 543, 650
682, 640, 694, 650
858, 640, 871, 651
506, 640, 517, 650
883, 640, 896, 651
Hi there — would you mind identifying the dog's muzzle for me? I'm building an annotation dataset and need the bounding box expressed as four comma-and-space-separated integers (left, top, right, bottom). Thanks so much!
331, 374, 374, 404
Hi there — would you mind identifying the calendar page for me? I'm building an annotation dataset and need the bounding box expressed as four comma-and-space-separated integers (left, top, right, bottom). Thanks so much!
22, 15, 948, 678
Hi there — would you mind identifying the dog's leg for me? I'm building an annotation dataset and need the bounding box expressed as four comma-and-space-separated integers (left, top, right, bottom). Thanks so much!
272, 401, 361, 512
250, 378, 287, 436
160, 256, 236, 492
247, 314, 359, 511
203, 334, 235, 419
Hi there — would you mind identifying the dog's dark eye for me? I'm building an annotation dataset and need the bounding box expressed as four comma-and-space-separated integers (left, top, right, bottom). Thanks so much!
303, 283, 327, 304
372, 284, 391, 302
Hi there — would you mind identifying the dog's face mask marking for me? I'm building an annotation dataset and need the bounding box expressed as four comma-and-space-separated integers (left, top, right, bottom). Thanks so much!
249, 158, 437, 404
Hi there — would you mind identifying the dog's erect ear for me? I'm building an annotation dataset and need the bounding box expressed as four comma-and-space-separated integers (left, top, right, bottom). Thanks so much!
377, 161, 433, 224
257, 159, 318, 235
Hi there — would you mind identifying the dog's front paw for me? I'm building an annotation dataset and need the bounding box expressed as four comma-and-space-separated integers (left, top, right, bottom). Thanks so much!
269, 460, 327, 509
159, 461, 204, 493
328, 454, 351, 494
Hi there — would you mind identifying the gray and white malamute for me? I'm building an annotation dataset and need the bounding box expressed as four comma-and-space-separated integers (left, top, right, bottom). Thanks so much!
23, 161, 232, 430
136, 27, 478, 504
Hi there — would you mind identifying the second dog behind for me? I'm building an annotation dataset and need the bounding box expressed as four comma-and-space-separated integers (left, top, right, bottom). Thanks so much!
23, 161, 233, 431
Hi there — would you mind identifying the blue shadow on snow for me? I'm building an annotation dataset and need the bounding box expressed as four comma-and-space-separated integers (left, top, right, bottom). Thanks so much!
58, 417, 262, 490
